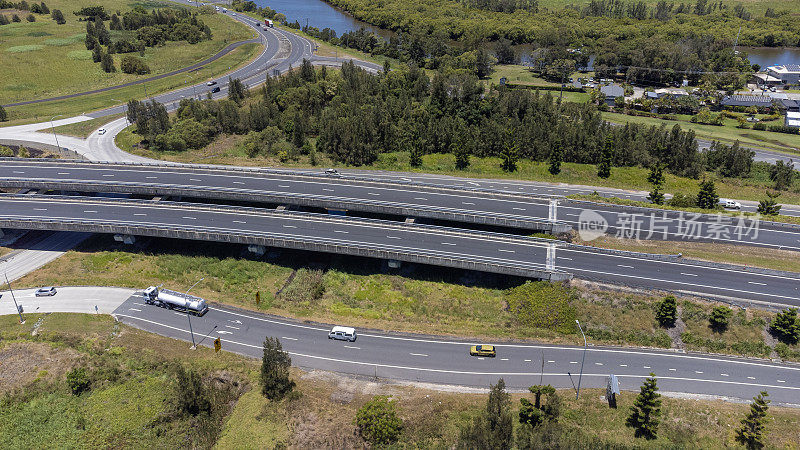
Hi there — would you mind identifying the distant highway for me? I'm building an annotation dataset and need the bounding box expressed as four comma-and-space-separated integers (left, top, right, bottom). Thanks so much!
1, 194, 800, 306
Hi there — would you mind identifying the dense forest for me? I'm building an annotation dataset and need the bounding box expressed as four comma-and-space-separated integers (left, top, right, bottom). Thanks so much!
128, 61, 705, 178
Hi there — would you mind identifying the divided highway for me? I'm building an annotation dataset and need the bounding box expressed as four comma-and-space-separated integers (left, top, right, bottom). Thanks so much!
1, 194, 800, 306
112, 294, 800, 404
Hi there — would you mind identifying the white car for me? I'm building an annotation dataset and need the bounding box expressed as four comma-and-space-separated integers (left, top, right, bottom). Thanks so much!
718, 199, 741, 210
97, 128, 106, 135
328, 326, 357, 342
35, 287, 57, 297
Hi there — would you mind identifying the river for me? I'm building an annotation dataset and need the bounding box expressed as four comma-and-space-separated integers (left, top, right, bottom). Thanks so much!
257, 0, 800, 68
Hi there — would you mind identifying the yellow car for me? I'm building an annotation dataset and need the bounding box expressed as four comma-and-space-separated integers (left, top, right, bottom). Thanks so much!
470, 345, 496, 357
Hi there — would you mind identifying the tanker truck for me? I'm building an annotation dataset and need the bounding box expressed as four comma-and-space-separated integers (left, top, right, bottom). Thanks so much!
143, 286, 209, 316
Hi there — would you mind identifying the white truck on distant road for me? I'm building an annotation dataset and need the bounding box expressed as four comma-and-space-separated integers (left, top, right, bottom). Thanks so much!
143, 286, 209, 316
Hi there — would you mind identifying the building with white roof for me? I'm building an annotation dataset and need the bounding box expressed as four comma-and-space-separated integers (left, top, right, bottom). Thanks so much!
786, 111, 800, 128
766, 64, 800, 85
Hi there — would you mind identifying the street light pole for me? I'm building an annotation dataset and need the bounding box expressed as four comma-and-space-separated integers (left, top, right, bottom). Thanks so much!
185, 277, 205, 349
50, 114, 63, 151
576, 319, 587, 400
5, 273, 24, 324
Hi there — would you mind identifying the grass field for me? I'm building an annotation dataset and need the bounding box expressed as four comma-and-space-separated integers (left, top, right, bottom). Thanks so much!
12, 233, 799, 360
1, 42, 261, 126
2, 312, 800, 447
49, 114, 124, 137
0, 0, 255, 105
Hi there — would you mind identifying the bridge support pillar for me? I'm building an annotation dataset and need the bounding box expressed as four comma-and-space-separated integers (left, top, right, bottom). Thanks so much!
387, 259, 401, 269
327, 209, 347, 216
248, 245, 267, 256
546, 243, 555, 271
113, 234, 136, 245
548, 199, 558, 222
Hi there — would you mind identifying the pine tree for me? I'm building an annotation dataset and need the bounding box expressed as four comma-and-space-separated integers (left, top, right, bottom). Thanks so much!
696, 178, 719, 209
548, 141, 562, 175
709, 305, 732, 332
736, 391, 770, 450
486, 378, 514, 449
757, 190, 781, 216
597, 134, 614, 178
260, 337, 295, 400
51, 8, 64, 24
519, 385, 560, 427
655, 295, 677, 328
501, 141, 518, 173
626, 373, 661, 440
92, 44, 102, 63
100, 51, 115, 73
647, 164, 666, 205
770, 308, 800, 344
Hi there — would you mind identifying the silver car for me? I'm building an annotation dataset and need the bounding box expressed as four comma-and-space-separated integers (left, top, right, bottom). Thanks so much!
35, 287, 57, 297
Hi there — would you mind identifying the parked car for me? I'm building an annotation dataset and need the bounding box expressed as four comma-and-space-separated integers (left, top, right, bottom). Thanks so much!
469, 345, 496, 357
328, 326, 357, 342
35, 287, 57, 297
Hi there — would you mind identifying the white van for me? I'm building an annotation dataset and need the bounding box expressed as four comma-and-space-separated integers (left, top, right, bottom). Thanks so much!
328, 326, 357, 342
718, 198, 741, 210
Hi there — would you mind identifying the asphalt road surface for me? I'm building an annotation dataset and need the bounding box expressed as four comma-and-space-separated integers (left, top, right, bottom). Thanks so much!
2, 194, 800, 306
112, 294, 800, 405
2, 160, 799, 251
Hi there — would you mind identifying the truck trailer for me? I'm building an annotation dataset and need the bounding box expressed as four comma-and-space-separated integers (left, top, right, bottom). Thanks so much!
143, 286, 209, 316
264, 18, 273, 27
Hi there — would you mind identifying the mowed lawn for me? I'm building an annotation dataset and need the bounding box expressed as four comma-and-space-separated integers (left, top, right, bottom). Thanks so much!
0, 0, 254, 104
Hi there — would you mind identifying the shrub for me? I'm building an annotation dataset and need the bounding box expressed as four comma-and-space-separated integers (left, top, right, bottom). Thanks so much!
120, 55, 150, 75
12, 14, 21, 22
709, 306, 732, 332
172, 364, 212, 417
667, 193, 696, 207
753, 122, 766, 131
17, 145, 29, 158
51, 9, 64, 24
655, 296, 677, 328
771, 308, 800, 344
0, 105, 7, 122
26, 13, 35, 22
66, 367, 91, 395
0, 145, 14, 156
355, 396, 403, 446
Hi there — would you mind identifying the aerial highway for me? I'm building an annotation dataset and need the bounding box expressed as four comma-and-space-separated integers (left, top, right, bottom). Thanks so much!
2, 159, 799, 251
1, 194, 799, 306
110, 293, 800, 404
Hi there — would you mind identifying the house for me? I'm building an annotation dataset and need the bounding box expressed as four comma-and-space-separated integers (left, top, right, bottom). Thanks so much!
600, 84, 625, 106
752, 72, 783, 87
778, 99, 799, 112
720, 95, 773, 109
786, 111, 800, 128
654, 88, 689, 98
766, 64, 800, 85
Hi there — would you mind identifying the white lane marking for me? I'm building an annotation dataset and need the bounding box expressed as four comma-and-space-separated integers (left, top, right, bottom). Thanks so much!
442, 242, 457, 246
595, 362, 603, 366
279, 185, 290, 188
281, 337, 298, 341
748, 281, 767, 286
233, 181, 245, 185
128, 308, 141, 312
57, 172, 70, 175
620, 364, 627, 367
146, 176, 157, 179
134, 213, 146, 216
778, 380, 786, 383
283, 225, 296, 228
524, 359, 532, 362
190, 178, 202, 182
462, 202, 475, 205
558, 257, 572, 260
34, 208, 47, 211
83, 210, 97, 213
410, 353, 428, 357
617, 264, 634, 269
102, 174, 114, 177
669, 368, 676, 371
721, 373, 729, 377
112, 315, 800, 389
233, 220, 246, 224
547, 360, 555, 363
512, 207, 526, 211
323, 188, 334, 192
414, 197, 427, 201
368, 192, 380, 196
174, 312, 183, 316
217, 330, 233, 335
334, 230, 349, 234
12, 171, 25, 173
570, 361, 578, 364
695, 371, 704, 374
564, 213, 578, 217
210, 308, 800, 373
643, 366, 651, 369
501, 358, 509, 361
681, 272, 698, 277
387, 236, 401, 239
182, 216, 196, 220
747, 376, 756, 380
498, 249, 515, 253
344, 345, 360, 350
225, 325, 239, 330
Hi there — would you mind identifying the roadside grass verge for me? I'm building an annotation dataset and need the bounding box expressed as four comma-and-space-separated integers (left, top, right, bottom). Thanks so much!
2, 313, 800, 447
0, 0, 255, 106
49, 114, 124, 138
12, 234, 799, 360
2, 42, 262, 126
578, 236, 800, 273
680, 300, 773, 357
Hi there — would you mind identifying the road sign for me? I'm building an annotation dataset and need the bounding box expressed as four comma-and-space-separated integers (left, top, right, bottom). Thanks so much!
214, 337, 221, 353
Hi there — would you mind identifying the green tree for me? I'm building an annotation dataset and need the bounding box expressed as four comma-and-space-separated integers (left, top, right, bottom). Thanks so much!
709, 305, 732, 333
459, 379, 513, 450
100, 51, 115, 73
17, 145, 29, 158
260, 336, 295, 400
597, 134, 613, 178
355, 396, 404, 446
476, 47, 494, 79
120, 55, 150, 74
92, 44, 102, 63
227, 77, 247, 104
51, 8, 64, 24
647, 164, 666, 205
501, 141, 518, 173
548, 141, 562, 175
736, 391, 770, 450
66, 367, 90, 395
655, 295, 677, 328
770, 308, 800, 345
173, 364, 211, 417
518, 385, 560, 427
626, 373, 661, 440
0, 105, 7, 122
756, 190, 781, 216
769, 160, 795, 191
696, 178, 719, 209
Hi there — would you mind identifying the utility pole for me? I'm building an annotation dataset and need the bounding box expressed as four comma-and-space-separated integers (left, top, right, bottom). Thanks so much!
49, 114, 63, 151
5, 273, 24, 324
575, 319, 587, 400
185, 277, 204, 349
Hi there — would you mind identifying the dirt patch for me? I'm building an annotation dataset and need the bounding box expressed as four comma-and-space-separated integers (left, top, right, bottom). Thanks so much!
0, 341, 81, 392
